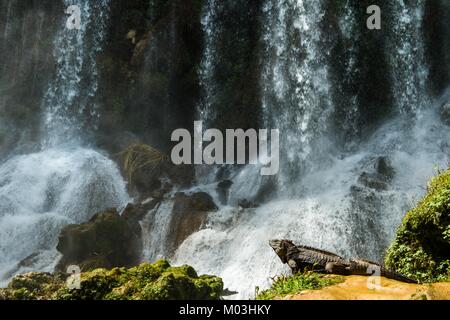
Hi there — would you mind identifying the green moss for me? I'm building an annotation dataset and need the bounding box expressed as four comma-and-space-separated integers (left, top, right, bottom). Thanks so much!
255, 272, 344, 300
385, 168, 450, 282
0, 260, 223, 301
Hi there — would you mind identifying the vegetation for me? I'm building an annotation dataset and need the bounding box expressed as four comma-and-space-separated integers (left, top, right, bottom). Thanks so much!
120, 144, 168, 184
0, 260, 223, 301
385, 168, 450, 282
255, 272, 344, 300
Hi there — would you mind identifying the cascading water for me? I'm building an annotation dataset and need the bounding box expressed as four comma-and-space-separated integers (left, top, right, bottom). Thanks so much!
1, 0, 448, 300
0, 0, 129, 285
43, 0, 110, 147
260, 0, 334, 185
197, 0, 222, 126
169, 0, 450, 298
141, 200, 176, 261
388, 0, 429, 115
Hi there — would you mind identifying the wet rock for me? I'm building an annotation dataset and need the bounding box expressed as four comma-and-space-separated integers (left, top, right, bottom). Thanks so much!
0, 261, 224, 300
358, 172, 389, 191
56, 208, 142, 272
375, 157, 395, 180
217, 180, 233, 205
16, 252, 42, 270
168, 192, 218, 253
238, 199, 259, 209
122, 200, 158, 226
1, 252, 45, 282
358, 156, 395, 191
441, 102, 450, 125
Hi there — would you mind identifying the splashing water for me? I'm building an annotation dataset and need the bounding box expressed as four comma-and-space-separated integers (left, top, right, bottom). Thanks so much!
0, 148, 128, 284
174, 108, 449, 298
169, 0, 450, 299
197, 0, 222, 126
43, 0, 111, 147
260, 0, 334, 187
0, 0, 130, 283
388, 0, 429, 115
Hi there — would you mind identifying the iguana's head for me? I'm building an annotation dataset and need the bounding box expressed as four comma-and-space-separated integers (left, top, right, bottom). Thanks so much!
269, 240, 295, 263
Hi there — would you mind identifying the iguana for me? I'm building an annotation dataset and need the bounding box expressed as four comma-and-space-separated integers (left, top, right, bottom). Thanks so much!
269, 240, 417, 283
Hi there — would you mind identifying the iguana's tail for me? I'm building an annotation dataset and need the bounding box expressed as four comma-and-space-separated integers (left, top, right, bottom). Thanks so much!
381, 269, 418, 284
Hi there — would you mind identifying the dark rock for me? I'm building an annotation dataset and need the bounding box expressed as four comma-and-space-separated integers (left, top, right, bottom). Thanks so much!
358, 156, 395, 191
167, 192, 218, 253
358, 172, 389, 191
375, 157, 395, 180
165, 163, 195, 188
122, 201, 158, 225
17, 252, 42, 270
441, 102, 450, 125
238, 199, 259, 209
56, 208, 142, 272
217, 180, 233, 205
218, 180, 233, 189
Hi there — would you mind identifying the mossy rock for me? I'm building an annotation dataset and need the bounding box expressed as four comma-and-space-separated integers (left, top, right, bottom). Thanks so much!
0, 261, 223, 301
385, 168, 450, 282
56, 208, 142, 272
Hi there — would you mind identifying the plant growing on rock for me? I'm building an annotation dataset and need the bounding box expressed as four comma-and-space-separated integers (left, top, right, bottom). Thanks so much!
0, 260, 223, 301
385, 168, 450, 282
120, 143, 168, 184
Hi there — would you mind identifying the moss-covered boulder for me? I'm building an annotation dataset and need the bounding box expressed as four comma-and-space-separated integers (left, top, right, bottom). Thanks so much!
56, 208, 142, 272
0, 260, 223, 300
385, 168, 450, 282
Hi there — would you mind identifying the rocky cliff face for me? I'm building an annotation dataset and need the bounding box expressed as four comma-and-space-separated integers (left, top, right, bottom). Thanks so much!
0, 0, 62, 157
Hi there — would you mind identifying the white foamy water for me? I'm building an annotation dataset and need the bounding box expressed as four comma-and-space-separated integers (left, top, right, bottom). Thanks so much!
173, 108, 450, 298
167, 0, 450, 298
0, 0, 130, 285
0, 148, 129, 284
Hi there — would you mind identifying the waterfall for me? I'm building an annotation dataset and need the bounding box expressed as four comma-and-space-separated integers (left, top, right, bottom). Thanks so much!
43, 0, 111, 147
1, 0, 447, 300
0, 0, 129, 284
260, 0, 334, 187
388, 0, 429, 115
171, 0, 450, 298
2, 0, 12, 40
141, 200, 176, 261
197, 0, 222, 126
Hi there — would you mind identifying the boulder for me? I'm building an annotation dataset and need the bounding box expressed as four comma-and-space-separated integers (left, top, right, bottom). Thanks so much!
122, 200, 159, 225
167, 192, 218, 253
217, 180, 233, 205
441, 102, 450, 125
238, 199, 259, 209
357, 156, 395, 191
56, 208, 142, 272
0, 261, 224, 300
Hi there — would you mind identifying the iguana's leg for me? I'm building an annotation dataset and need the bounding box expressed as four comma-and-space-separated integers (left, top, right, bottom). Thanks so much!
325, 262, 349, 275
288, 259, 299, 274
